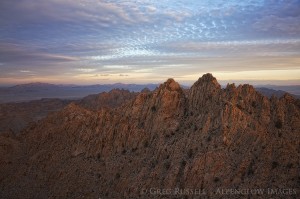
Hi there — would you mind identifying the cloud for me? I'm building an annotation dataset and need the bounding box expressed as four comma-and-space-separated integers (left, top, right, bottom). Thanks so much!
253, 15, 300, 34
0, 42, 79, 63
75, 68, 97, 73
156, 39, 300, 56
0, 42, 81, 79
0, 0, 138, 26
0, 0, 300, 84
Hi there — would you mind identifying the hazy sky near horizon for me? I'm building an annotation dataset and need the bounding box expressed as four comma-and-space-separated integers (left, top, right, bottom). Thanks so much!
0, 0, 300, 85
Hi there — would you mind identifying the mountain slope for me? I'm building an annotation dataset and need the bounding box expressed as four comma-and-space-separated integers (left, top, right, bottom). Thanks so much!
77, 89, 138, 111
0, 98, 73, 134
0, 74, 299, 199
0, 89, 141, 135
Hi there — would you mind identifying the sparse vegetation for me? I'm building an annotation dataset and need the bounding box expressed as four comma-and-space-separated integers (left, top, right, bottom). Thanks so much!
194, 125, 198, 131
278, 132, 282, 137
181, 160, 187, 167
115, 173, 120, 179
143, 140, 149, 148
247, 167, 254, 176
131, 147, 137, 152
247, 161, 255, 176
214, 177, 220, 183
275, 120, 282, 129
237, 104, 243, 110
272, 161, 279, 169
287, 163, 293, 169
151, 106, 156, 112
207, 136, 212, 142
164, 162, 171, 170
150, 159, 158, 168
187, 149, 193, 158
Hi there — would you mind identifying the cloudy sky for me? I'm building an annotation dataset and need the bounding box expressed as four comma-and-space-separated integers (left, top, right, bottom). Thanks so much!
0, 0, 299, 85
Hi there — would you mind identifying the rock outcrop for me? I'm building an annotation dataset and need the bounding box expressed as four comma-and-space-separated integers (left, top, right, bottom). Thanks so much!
0, 74, 299, 199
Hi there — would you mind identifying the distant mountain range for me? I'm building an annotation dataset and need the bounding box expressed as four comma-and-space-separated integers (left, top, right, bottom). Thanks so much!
256, 85, 300, 96
0, 82, 158, 103
0, 82, 299, 103
255, 87, 293, 98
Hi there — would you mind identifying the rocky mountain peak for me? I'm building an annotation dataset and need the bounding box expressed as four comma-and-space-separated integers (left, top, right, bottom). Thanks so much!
191, 73, 221, 92
226, 83, 236, 90
199, 72, 216, 81
158, 78, 182, 92
189, 73, 222, 110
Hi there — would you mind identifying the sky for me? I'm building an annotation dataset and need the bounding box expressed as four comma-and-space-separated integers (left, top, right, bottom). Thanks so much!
0, 0, 300, 85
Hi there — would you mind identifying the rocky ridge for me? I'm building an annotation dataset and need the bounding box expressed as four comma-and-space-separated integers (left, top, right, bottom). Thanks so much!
0, 74, 299, 199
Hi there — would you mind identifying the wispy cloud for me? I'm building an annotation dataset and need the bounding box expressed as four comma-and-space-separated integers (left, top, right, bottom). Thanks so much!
0, 0, 300, 84
0, 43, 79, 63
253, 15, 300, 34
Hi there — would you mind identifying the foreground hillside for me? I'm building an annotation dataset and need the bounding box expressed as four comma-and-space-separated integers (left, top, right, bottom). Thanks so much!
0, 74, 299, 199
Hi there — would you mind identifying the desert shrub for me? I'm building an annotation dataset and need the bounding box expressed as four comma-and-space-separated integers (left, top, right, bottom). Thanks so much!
207, 136, 212, 142
247, 161, 255, 176
164, 162, 171, 170
97, 153, 101, 160
214, 177, 220, 183
287, 163, 293, 169
115, 173, 120, 179
272, 161, 279, 169
275, 120, 282, 129
194, 125, 198, 131
150, 160, 158, 168
151, 106, 156, 112
188, 149, 193, 158
247, 167, 254, 176
237, 104, 243, 110
143, 140, 149, 148
181, 160, 187, 167
122, 149, 127, 154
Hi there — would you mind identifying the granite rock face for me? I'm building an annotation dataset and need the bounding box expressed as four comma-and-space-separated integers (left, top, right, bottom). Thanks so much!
0, 74, 299, 199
